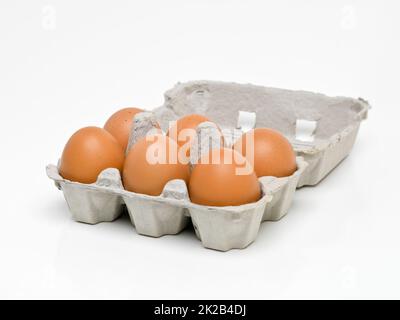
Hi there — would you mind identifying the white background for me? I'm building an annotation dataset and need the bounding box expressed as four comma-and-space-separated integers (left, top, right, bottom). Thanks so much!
0, 0, 399, 299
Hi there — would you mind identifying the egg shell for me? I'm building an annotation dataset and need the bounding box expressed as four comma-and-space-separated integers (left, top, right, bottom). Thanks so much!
234, 128, 297, 178
123, 135, 190, 196
189, 148, 261, 206
59, 127, 125, 184
104, 107, 144, 150
166, 113, 210, 153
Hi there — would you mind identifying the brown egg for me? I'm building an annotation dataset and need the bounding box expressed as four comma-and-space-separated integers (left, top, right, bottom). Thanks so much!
233, 128, 297, 178
59, 127, 125, 184
123, 134, 190, 196
104, 107, 144, 150
189, 148, 261, 206
166, 114, 211, 154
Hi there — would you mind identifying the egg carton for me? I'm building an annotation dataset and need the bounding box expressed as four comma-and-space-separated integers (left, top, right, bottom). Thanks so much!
46, 80, 369, 251
154, 80, 370, 187
46, 156, 306, 251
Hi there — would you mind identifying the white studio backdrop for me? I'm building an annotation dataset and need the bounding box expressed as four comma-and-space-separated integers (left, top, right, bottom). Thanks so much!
0, 0, 399, 299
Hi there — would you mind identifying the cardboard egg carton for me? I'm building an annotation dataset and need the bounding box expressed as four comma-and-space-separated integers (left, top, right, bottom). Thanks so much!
46, 80, 369, 251
46, 157, 306, 251
154, 80, 369, 187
